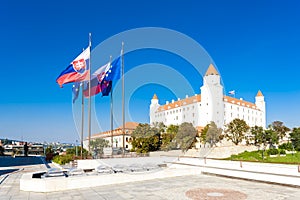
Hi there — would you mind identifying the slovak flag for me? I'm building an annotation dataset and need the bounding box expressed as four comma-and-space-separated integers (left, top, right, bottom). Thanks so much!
56, 46, 90, 88
83, 62, 110, 97
229, 90, 235, 95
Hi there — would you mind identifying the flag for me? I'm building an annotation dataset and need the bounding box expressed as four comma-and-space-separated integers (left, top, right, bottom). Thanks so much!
101, 80, 112, 96
102, 56, 121, 81
72, 82, 81, 103
83, 62, 110, 97
229, 90, 235, 95
100, 56, 122, 96
56, 46, 90, 88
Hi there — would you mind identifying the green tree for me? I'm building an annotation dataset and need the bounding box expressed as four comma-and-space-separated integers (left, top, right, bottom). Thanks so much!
225, 118, 250, 145
290, 127, 300, 151
45, 145, 54, 154
161, 124, 178, 151
270, 121, 290, 140
176, 122, 197, 152
250, 126, 264, 147
90, 138, 109, 158
200, 124, 210, 144
66, 146, 88, 157
206, 122, 222, 146
131, 123, 161, 153
264, 129, 279, 148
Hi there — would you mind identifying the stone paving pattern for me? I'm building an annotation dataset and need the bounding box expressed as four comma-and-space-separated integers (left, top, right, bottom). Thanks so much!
1, 163, 300, 200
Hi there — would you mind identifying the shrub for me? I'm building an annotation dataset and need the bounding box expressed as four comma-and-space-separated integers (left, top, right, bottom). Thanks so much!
267, 148, 279, 155
278, 143, 293, 151
279, 149, 286, 155
53, 154, 73, 165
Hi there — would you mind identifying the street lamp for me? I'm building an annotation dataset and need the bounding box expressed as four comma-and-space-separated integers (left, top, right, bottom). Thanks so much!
75, 140, 78, 157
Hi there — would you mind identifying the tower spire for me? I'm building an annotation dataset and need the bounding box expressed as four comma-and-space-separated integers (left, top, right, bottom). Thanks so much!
205, 64, 219, 76
152, 93, 158, 99
256, 90, 264, 97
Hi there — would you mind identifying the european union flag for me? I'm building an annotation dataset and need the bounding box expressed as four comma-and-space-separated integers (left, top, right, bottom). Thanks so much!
100, 56, 122, 96
103, 56, 121, 82
72, 82, 81, 103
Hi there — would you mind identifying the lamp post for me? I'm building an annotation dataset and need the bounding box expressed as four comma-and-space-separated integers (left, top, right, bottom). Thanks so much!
75, 140, 78, 157
288, 137, 295, 156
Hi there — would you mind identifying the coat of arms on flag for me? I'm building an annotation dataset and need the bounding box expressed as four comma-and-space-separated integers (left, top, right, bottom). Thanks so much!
72, 58, 87, 73
56, 46, 90, 87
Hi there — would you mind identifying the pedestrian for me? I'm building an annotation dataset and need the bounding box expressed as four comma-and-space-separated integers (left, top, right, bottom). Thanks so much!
24, 142, 28, 156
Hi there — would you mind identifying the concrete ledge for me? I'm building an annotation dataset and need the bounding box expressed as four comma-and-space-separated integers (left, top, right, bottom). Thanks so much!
20, 157, 300, 192
20, 167, 199, 192
173, 158, 300, 187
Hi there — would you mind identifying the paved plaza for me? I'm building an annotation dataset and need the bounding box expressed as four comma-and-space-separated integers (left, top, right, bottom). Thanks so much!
1, 163, 300, 200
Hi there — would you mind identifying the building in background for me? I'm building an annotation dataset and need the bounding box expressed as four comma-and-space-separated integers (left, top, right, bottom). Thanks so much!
88, 122, 139, 151
150, 64, 266, 129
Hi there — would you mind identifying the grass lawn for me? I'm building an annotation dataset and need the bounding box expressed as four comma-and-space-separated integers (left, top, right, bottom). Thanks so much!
225, 150, 300, 164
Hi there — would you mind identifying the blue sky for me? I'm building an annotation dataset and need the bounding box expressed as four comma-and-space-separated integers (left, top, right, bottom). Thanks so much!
1, 0, 300, 143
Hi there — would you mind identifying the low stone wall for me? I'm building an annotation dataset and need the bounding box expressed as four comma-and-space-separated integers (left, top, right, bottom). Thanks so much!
175, 157, 300, 187
20, 157, 300, 192
20, 167, 199, 192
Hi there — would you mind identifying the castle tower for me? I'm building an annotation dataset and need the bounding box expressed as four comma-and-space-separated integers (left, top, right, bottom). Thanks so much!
200, 64, 224, 128
255, 90, 266, 128
149, 94, 160, 124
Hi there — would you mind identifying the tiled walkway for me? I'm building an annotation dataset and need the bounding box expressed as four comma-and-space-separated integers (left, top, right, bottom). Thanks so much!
1, 164, 300, 200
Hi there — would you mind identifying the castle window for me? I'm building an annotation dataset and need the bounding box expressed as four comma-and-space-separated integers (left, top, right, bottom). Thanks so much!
176, 116, 178, 120
183, 115, 185, 119
183, 108, 185, 111
231, 113, 233, 117
192, 113, 195, 117
187, 107, 189, 111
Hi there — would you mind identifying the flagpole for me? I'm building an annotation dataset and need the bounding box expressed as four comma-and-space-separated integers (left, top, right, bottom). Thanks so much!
109, 56, 114, 157
80, 83, 84, 159
88, 33, 92, 154
121, 42, 125, 156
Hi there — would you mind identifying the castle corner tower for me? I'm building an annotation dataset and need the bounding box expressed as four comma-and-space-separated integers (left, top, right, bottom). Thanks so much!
200, 64, 224, 128
150, 94, 160, 124
255, 90, 266, 128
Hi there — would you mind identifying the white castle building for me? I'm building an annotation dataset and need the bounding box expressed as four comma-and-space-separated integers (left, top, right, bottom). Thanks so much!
150, 64, 266, 129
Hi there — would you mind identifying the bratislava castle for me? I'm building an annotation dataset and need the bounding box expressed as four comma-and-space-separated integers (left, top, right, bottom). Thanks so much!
149, 64, 266, 129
